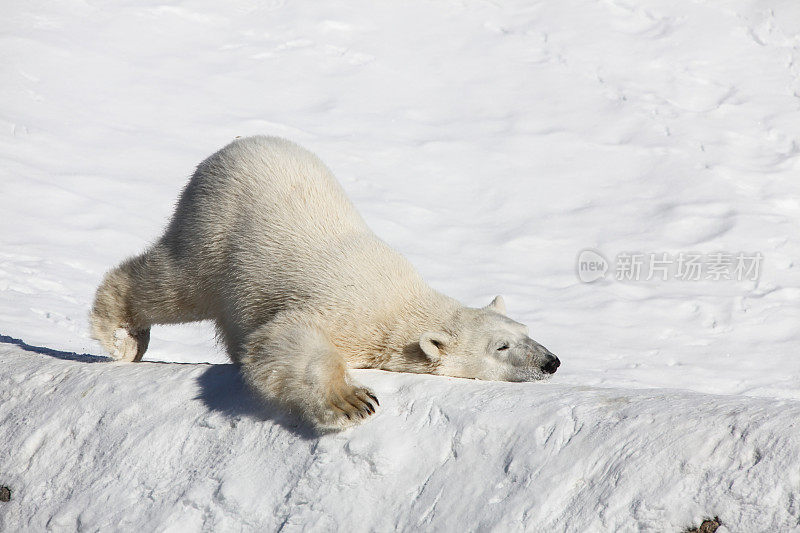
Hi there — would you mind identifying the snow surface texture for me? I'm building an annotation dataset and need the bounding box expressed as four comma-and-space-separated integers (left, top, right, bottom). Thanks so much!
2, 350, 799, 531
1, 0, 799, 530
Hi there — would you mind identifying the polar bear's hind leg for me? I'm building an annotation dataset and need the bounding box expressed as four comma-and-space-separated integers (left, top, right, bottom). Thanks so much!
90, 242, 207, 361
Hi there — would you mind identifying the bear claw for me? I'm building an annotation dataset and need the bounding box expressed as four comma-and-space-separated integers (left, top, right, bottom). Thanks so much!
325, 386, 379, 428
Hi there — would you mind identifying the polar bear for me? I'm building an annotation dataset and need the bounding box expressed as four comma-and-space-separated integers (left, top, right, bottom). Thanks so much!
91, 136, 560, 430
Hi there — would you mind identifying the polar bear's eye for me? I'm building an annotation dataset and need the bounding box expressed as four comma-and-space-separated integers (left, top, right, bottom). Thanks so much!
497, 344, 509, 351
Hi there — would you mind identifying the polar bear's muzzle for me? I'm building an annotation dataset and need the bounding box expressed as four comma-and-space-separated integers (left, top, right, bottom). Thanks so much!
541, 353, 560, 374
524, 338, 560, 375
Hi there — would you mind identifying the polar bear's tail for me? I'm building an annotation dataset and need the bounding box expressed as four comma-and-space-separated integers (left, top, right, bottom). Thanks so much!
90, 242, 207, 361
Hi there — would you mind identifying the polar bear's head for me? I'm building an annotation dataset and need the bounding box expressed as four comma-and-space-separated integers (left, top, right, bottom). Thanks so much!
419, 296, 560, 381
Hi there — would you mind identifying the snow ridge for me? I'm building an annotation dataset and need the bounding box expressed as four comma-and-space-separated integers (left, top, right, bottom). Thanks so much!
2, 344, 798, 531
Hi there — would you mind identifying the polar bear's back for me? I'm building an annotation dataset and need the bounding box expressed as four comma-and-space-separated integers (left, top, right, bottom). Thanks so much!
168, 135, 367, 254
189, 136, 365, 237
162, 136, 423, 341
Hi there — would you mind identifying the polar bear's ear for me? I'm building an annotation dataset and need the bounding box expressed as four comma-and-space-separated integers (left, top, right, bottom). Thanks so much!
485, 295, 507, 315
419, 331, 452, 362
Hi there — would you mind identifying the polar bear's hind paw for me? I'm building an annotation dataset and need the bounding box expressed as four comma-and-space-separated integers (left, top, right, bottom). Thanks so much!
109, 326, 150, 362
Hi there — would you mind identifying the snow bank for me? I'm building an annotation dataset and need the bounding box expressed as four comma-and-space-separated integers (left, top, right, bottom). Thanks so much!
2, 345, 797, 531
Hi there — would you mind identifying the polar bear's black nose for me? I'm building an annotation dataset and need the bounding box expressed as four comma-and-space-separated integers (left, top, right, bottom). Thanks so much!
542, 355, 560, 374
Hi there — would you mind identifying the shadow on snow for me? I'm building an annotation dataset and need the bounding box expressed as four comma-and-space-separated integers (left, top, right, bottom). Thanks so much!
0, 333, 318, 440
195, 364, 319, 440
0, 333, 109, 363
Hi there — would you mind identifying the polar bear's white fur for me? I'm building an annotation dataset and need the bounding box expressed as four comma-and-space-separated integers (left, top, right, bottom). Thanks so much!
91, 136, 560, 430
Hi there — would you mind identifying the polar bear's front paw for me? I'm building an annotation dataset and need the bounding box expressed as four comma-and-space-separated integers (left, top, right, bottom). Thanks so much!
320, 385, 379, 429
110, 326, 150, 362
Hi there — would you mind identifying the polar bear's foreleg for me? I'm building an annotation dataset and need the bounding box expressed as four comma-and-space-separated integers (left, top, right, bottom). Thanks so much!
241, 314, 379, 431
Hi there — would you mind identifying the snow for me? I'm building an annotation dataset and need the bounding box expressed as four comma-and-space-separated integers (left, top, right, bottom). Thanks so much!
3, 348, 799, 531
1, 0, 799, 530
